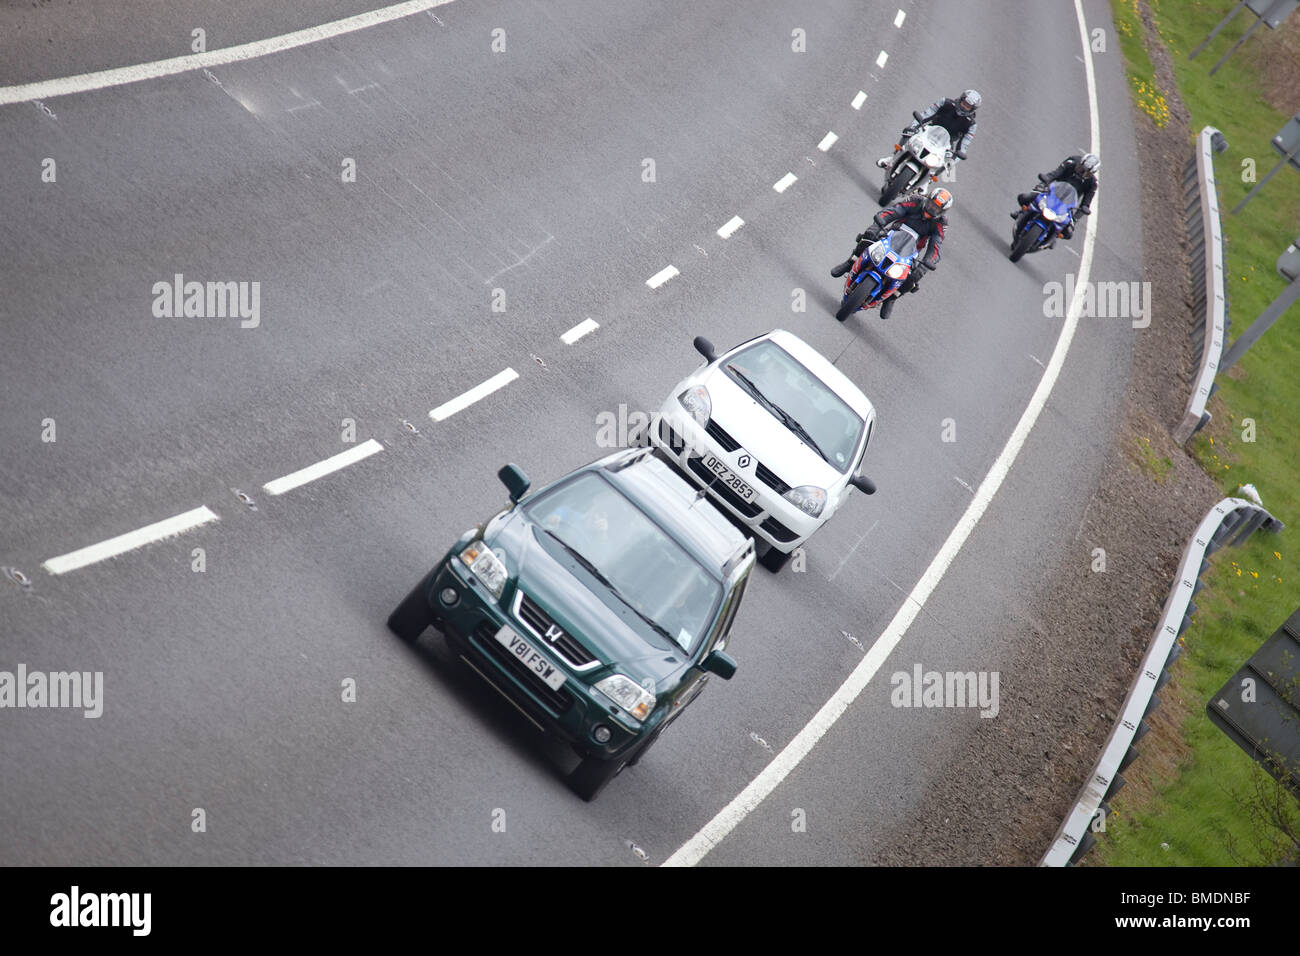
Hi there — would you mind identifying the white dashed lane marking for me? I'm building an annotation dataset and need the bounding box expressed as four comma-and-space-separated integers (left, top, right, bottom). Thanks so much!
646, 265, 680, 289
560, 318, 600, 344
894, 9, 906, 27
817, 131, 838, 152
876, 50, 889, 68
773, 173, 797, 193
263, 439, 385, 496
42, 507, 219, 575
852, 91, 868, 109
717, 216, 745, 239
429, 368, 519, 421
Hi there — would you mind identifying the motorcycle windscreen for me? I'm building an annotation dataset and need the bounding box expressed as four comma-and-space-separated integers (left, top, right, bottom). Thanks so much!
887, 228, 918, 260
1044, 181, 1078, 216
914, 125, 950, 158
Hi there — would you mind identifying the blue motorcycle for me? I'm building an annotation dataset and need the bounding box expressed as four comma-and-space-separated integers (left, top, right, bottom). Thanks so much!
1009, 180, 1078, 262
835, 225, 920, 321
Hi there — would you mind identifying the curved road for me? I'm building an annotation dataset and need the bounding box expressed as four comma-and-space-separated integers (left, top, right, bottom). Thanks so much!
0, 0, 1143, 865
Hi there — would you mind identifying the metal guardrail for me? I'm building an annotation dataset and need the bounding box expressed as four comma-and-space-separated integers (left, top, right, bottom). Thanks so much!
1041, 492, 1283, 866
1174, 126, 1229, 444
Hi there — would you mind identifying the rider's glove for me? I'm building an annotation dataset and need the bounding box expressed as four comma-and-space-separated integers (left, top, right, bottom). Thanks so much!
902, 125, 919, 137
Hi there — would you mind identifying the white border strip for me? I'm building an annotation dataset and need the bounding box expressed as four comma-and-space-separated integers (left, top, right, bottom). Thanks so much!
1174, 126, 1226, 443
429, 368, 518, 421
663, 0, 1102, 868
817, 131, 838, 152
42, 506, 219, 575
263, 438, 384, 496
0, 0, 457, 106
773, 172, 797, 193
717, 216, 745, 239
646, 265, 680, 289
560, 318, 600, 344
1040, 497, 1270, 866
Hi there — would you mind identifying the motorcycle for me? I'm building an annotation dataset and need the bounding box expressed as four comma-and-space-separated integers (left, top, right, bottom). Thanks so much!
835, 224, 920, 322
1009, 180, 1078, 262
879, 113, 954, 205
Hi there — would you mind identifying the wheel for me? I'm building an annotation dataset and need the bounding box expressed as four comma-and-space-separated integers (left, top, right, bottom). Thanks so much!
387, 580, 431, 641
759, 544, 792, 572
1009, 228, 1034, 263
879, 167, 912, 206
835, 278, 876, 321
569, 750, 631, 801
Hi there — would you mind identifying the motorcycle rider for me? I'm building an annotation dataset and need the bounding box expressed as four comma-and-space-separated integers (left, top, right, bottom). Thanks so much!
877, 89, 981, 172
831, 185, 952, 319
1013, 152, 1099, 244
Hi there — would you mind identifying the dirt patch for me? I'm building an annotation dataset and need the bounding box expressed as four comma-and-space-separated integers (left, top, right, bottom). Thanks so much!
1253, 15, 1300, 114
870, 2, 1224, 866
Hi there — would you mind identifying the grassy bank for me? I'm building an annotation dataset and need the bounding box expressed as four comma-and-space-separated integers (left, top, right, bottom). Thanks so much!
1092, 0, 1300, 866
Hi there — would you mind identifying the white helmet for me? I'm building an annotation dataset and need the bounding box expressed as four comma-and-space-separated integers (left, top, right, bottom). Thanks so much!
1080, 152, 1100, 174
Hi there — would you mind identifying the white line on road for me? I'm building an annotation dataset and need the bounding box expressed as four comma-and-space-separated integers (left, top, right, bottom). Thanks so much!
717, 216, 745, 239
429, 368, 519, 421
894, 9, 907, 27
646, 265, 680, 289
773, 173, 797, 193
663, 0, 1104, 868
852, 90, 868, 110
876, 50, 889, 68
263, 439, 385, 496
42, 507, 219, 575
560, 318, 600, 344
0, 0, 457, 106
817, 131, 838, 152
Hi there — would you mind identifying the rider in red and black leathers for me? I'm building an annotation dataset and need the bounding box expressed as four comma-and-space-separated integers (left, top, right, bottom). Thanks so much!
831, 187, 951, 296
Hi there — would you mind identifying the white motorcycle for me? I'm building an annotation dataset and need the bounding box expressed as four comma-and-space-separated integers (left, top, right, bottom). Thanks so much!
878, 112, 956, 205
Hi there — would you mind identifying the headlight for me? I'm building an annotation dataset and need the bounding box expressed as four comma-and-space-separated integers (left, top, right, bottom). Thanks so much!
677, 385, 711, 426
783, 485, 827, 517
868, 242, 887, 265
595, 675, 656, 721
1041, 205, 1063, 222
886, 262, 909, 279
459, 540, 508, 598
924, 152, 944, 168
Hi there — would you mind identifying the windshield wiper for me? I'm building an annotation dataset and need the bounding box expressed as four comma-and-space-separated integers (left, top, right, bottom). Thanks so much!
542, 530, 677, 645
726, 364, 831, 465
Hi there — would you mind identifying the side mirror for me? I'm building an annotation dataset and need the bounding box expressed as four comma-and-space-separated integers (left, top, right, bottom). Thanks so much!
693, 336, 717, 363
850, 475, 876, 495
912, 110, 924, 123
498, 464, 531, 503
702, 649, 737, 680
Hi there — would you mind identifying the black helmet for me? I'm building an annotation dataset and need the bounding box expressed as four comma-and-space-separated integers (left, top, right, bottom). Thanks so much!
957, 89, 981, 116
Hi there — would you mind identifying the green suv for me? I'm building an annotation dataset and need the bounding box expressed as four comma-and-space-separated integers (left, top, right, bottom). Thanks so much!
388, 447, 754, 800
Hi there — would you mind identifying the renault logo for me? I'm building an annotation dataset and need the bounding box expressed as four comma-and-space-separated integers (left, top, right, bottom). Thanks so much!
544, 624, 565, 643
737, 453, 751, 469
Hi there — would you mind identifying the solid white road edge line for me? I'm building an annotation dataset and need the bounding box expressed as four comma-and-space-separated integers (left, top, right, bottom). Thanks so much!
429, 368, 519, 421
560, 318, 600, 344
263, 439, 385, 496
0, 0, 457, 106
42, 506, 219, 575
663, 0, 1102, 867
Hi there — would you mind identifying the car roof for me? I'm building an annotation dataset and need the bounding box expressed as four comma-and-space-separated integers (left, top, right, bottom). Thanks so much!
747, 329, 876, 420
600, 451, 749, 572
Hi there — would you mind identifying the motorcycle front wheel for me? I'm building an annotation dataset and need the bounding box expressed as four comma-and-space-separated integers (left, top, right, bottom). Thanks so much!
836, 278, 877, 321
1009, 226, 1036, 263
879, 165, 914, 206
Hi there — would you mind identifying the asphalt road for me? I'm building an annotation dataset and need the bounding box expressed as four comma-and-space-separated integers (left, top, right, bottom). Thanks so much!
0, 0, 1143, 865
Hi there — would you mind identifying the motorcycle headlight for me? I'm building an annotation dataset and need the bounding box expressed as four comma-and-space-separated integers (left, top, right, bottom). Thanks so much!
677, 385, 711, 426
868, 242, 887, 265
459, 540, 508, 598
886, 262, 909, 279
924, 152, 944, 168
783, 485, 827, 517
595, 674, 656, 722
1041, 205, 1063, 222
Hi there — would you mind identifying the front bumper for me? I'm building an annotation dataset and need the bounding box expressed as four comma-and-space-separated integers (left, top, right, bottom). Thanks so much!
423, 555, 648, 759
648, 403, 821, 553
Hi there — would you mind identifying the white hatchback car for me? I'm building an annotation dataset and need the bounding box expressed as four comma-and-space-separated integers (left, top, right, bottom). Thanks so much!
649, 329, 877, 571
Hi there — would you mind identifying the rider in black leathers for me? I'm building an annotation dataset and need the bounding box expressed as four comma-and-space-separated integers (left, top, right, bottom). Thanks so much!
831, 186, 952, 318
1014, 152, 1099, 242
877, 89, 981, 172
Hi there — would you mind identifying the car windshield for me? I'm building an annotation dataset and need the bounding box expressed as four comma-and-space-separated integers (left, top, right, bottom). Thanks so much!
526, 473, 721, 652
722, 341, 866, 472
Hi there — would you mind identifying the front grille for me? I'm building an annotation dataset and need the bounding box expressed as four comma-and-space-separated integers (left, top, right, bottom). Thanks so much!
472, 621, 574, 715
686, 456, 762, 517
761, 516, 799, 542
517, 593, 596, 667
705, 419, 741, 452
754, 462, 791, 495
658, 419, 685, 453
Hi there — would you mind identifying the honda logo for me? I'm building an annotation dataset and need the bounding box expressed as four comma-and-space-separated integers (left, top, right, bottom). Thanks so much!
544, 624, 565, 643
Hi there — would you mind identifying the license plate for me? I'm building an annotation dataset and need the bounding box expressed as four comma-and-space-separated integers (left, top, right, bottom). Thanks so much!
703, 454, 756, 502
495, 625, 566, 691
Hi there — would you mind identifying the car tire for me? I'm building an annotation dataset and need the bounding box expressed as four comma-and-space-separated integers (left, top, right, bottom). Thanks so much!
569, 751, 632, 802
387, 581, 431, 641
759, 544, 793, 573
